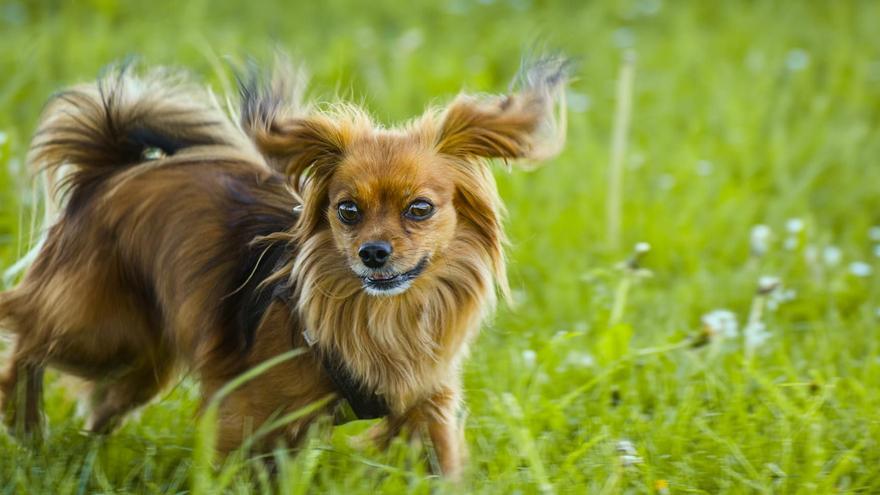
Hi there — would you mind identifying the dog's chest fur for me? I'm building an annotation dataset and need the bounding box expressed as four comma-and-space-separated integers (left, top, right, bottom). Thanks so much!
289, 231, 495, 414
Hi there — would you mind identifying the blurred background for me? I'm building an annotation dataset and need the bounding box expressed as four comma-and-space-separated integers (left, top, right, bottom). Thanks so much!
1, 1, 879, 492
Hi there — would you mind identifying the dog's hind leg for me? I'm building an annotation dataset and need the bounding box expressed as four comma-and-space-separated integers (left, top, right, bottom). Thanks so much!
0, 336, 47, 439
86, 348, 175, 434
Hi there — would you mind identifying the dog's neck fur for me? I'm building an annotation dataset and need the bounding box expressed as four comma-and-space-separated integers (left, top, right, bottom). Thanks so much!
288, 224, 499, 414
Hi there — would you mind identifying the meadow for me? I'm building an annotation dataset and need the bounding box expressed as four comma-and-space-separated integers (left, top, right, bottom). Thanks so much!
1, 0, 879, 493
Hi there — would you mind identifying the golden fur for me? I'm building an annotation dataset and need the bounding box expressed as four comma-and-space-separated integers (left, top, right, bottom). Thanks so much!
0, 58, 567, 478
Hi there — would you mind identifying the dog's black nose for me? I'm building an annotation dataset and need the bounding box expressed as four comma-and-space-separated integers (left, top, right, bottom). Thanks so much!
359, 241, 392, 269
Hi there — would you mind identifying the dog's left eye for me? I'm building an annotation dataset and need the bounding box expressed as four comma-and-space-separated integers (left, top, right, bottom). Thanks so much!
337, 201, 361, 224
404, 200, 434, 220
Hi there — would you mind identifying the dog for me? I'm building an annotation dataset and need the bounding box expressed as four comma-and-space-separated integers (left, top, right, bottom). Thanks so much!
0, 57, 567, 478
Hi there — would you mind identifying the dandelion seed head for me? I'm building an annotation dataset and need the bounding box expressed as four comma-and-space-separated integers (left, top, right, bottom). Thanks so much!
758, 276, 781, 294
778, 289, 796, 302
701, 309, 739, 338
822, 246, 842, 266
744, 321, 770, 351
750, 225, 772, 257
766, 285, 795, 312
616, 439, 637, 455
522, 349, 537, 367
786, 218, 804, 234
564, 351, 595, 368
848, 261, 872, 278
785, 49, 810, 72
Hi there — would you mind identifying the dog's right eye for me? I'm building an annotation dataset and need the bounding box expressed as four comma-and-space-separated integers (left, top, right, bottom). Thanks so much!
337, 201, 361, 224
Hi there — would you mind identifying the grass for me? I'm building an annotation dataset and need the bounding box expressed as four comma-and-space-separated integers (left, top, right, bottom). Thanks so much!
2, 0, 880, 492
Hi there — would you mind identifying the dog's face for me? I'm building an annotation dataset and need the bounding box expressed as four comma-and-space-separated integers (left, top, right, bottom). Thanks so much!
327, 139, 457, 295
246, 58, 567, 297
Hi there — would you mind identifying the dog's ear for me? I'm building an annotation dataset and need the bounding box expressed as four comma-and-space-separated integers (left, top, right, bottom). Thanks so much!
249, 113, 348, 193
238, 60, 351, 194
435, 56, 570, 165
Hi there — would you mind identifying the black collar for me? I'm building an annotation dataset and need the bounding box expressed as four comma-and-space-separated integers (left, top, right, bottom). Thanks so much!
304, 328, 390, 420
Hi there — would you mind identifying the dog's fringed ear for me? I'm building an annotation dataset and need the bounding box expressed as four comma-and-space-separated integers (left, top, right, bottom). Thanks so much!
435, 56, 570, 165
238, 59, 349, 195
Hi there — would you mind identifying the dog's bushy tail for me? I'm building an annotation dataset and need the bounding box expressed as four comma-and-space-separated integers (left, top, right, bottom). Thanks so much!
235, 56, 314, 174
28, 64, 241, 213
1, 64, 246, 287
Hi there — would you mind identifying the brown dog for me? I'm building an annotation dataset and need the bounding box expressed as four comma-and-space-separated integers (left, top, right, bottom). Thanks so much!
0, 58, 567, 478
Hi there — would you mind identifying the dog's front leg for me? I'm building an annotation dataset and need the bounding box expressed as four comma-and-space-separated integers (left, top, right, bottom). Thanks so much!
380, 384, 466, 480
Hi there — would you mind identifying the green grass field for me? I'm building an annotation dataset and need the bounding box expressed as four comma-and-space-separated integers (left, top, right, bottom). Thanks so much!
2, 1, 880, 493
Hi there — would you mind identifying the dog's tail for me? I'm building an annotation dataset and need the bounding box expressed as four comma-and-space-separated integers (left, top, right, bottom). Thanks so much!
27, 63, 242, 214
1, 64, 245, 287
235, 56, 313, 174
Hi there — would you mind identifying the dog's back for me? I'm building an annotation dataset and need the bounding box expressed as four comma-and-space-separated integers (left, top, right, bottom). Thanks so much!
0, 67, 298, 433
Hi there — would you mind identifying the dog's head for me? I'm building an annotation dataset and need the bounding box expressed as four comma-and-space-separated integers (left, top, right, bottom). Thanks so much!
242, 58, 568, 297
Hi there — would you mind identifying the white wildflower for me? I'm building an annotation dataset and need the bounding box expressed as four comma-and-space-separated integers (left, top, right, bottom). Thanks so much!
785, 218, 804, 234
616, 439, 642, 467
744, 321, 770, 352
785, 49, 810, 71
784, 236, 798, 251
758, 276, 781, 294
750, 225, 772, 257
701, 309, 739, 338
870, 226, 880, 242
873, 245, 880, 259
822, 246, 842, 266
777, 288, 796, 303
634, 242, 651, 254
0, 131, 7, 146
564, 351, 595, 368
848, 261, 872, 278
767, 287, 796, 312
616, 439, 637, 455
522, 349, 537, 367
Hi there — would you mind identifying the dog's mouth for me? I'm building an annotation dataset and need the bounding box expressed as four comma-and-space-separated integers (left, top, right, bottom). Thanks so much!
361, 257, 429, 296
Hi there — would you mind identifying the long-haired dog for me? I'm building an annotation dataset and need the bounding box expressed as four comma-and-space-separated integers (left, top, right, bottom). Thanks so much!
0, 57, 567, 478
